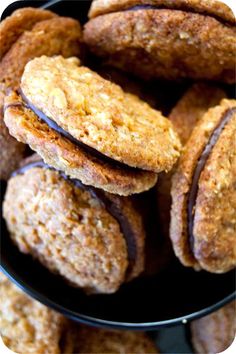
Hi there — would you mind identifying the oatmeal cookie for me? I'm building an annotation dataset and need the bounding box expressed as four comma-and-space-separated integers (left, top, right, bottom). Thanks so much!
18, 56, 181, 173
170, 99, 236, 273
155, 83, 225, 242
4, 91, 157, 195
84, 0, 235, 82
3, 155, 145, 293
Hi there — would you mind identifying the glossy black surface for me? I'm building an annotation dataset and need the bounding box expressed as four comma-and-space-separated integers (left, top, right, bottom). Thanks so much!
0, 0, 235, 330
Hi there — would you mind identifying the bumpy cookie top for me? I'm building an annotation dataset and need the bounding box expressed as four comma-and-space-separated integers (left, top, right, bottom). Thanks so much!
21, 56, 181, 173
3, 167, 130, 293
0, 7, 57, 59
89, 0, 235, 23
0, 273, 73, 354
0, 17, 82, 91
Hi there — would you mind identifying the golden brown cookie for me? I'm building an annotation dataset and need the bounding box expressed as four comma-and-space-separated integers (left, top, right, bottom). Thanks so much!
0, 7, 57, 60
3, 155, 145, 293
84, 0, 235, 82
4, 91, 157, 195
19, 55, 181, 172
0, 272, 74, 354
156, 83, 225, 242
74, 325, 159, 353
170, 99, 236, 273
191, 301, 236, 354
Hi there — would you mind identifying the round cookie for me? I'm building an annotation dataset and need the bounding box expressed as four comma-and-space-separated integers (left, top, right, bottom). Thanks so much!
0, 7, 57, 60
0, 272, 74, 354
16, 55, 181, 172
74, 326, 159, 353
3, 155, 145, 293
84, 0, 235, 82
4, 91, 157, 195
170, 99, 236, 273
191, 301, 236, 354
156, 83, 226, 242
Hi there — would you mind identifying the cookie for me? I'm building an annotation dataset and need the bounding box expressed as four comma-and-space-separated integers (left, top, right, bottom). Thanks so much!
0, 88, 25, 180
155, 83, 225, 242
4, 91, 157, 195
20, 56, 181, 172
74, 326, 159, 353
0, 16, 82, 91
170, 99, 236, 273
84, 0, 235, 82
0, 272, 74, 354
191, 301, 236, 354
0, 7, 57, 60
3, 155, 145, 293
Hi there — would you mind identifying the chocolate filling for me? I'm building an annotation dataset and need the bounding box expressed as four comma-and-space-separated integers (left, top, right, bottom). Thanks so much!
17, 90, 134, 171
187, 107, 236, 253
122, 4, 232, 26
12, 161, 137, 277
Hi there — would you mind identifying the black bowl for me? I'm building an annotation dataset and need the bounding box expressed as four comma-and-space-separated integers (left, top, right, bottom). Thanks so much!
0, 0, 235, 331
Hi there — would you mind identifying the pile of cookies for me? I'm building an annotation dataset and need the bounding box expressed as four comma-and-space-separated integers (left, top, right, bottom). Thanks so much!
0, 0, 235, 353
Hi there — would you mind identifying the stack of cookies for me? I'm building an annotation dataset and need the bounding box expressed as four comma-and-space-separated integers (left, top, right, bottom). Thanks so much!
0, 0, 235, 353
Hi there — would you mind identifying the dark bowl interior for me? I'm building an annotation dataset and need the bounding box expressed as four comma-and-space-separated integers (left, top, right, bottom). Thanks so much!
0, 0, 235, 330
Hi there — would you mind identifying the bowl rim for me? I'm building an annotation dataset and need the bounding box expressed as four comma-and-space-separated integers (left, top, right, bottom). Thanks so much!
1, 264, 235, 330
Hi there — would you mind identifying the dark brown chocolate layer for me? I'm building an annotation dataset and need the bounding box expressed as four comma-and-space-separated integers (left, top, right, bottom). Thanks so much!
12, 161, 137, 278
18, 90, 134, 171
187, 107, 236, 252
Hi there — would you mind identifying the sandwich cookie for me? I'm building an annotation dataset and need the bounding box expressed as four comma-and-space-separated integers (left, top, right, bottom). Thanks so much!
170, 99, 236, 273
3, 154, 145, 294
84, 0, 235, 82
4, 56, 181, 194
155, 83, 226, 240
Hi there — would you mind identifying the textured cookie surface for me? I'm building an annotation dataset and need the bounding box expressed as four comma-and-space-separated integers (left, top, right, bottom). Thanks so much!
0, 17, 82, 91
169, 83, 226, 144
191, 301, 236, 354
74, 326, 158, 353
0, 88, 25, 180
170, 99, 236, 272
84, 7, 235, 82
3, 167, 131, 293
0, 272, 73, 354
0, 7, 57, 60
20, 55, 181, 173
4, 92, 157, 195
89, 0, 235, 23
